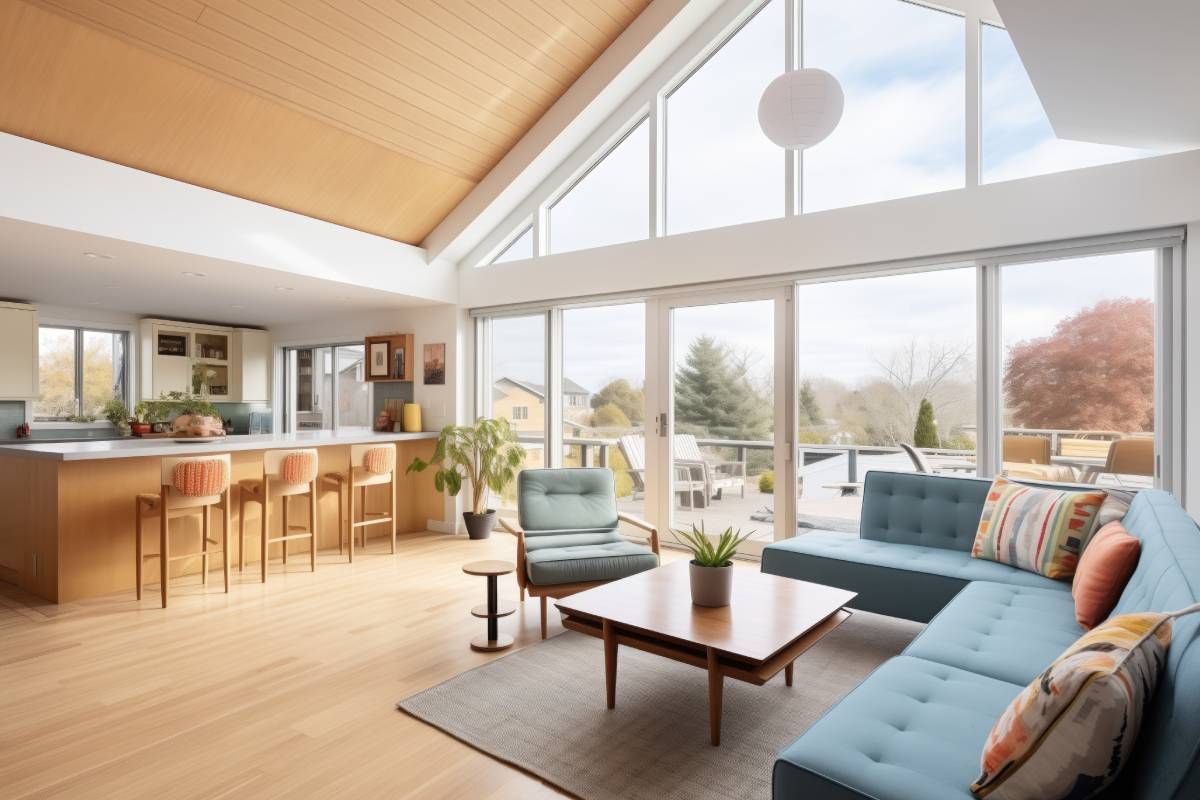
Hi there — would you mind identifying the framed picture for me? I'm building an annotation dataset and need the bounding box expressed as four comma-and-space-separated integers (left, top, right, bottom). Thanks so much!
369, 341, 390, 377
424, 343, 446, 385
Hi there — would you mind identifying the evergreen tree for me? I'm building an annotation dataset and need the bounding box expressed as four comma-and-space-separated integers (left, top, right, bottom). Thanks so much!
674, 336, 771, 440
798, 380, 823, 426
913, 398, 939, 448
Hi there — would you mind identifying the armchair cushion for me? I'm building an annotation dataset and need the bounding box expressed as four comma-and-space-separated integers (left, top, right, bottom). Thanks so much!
518, 468, 618, 533
525, 535, 659, 586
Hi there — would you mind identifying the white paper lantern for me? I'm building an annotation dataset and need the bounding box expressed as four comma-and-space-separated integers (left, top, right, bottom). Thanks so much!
757, 68, 844, 150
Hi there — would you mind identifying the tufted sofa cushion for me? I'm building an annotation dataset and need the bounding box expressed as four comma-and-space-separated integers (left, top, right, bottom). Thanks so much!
774, 656, 1022, 800
519, 468, 618, 534
762, 531, 1067, 623
903, 581, 1082, 685
858, 471, 992, 551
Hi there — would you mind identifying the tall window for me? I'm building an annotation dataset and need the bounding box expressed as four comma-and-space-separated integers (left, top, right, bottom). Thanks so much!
548, 119, 649, 254
802, 0, 965, 212
34, 326, 128, 421
981, 24, 1155, 183
490, 224, 533, 265
562, 303, 646, 520
666, 0, 784, 235
485, 314, 547, 512
1000, 250, 1157, 487
795, 269, 977, 525
284, 344, 369, 432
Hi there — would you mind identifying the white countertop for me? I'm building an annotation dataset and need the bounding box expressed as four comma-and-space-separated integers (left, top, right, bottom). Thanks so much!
0, 430, 440, 461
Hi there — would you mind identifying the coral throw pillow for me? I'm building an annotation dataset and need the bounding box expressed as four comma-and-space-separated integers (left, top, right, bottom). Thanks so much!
1073, 522, 1141, 629
172, 459, 228, 497
280, 452, 317, 485
970, 607, 1194, 799
971, 478, 1106, 579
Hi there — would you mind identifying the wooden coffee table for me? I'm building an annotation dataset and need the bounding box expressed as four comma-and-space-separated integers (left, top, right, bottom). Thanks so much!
555, 560, 855, 745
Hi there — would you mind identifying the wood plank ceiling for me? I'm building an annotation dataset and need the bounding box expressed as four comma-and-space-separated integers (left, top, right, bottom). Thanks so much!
0, 0, 649, 244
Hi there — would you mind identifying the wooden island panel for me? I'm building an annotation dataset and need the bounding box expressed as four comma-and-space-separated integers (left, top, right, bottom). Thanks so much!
0, 438, 444, 603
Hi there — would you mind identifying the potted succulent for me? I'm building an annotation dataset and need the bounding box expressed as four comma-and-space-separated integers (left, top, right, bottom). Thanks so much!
671, 523, 755, 607
406, 417, 524, 540
102, 396, 131, 437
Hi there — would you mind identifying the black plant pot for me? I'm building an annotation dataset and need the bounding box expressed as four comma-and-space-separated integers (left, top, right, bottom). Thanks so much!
463, 510, 497, 540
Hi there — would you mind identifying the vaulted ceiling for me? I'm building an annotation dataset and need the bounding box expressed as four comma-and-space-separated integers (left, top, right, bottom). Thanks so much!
0, 0, 650, 244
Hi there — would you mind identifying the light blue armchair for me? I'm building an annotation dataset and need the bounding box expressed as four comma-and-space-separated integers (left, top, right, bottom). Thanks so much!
499, 468, 660, 638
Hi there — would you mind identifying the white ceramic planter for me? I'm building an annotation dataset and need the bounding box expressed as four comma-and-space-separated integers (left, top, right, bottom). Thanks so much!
689, 561, 733, 607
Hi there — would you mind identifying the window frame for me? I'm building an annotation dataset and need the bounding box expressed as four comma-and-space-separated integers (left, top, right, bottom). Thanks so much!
31, 324, 130, 425
544, 114, 652, 256
280, 342, 372, 433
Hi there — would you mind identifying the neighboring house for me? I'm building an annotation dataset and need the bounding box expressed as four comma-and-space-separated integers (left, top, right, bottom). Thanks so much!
492, 377, 591, 431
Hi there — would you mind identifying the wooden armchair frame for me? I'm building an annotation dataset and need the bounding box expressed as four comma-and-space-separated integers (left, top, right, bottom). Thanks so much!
499, 513, 660, 639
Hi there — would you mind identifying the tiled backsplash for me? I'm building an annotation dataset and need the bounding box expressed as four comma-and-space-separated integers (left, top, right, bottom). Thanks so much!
0, 401, 25, 438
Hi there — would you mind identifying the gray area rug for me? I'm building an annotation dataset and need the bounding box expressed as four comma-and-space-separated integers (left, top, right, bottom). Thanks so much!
398, 612, 922, 800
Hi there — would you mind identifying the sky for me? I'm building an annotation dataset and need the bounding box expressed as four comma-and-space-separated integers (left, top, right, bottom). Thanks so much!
487, 1, 1161, 401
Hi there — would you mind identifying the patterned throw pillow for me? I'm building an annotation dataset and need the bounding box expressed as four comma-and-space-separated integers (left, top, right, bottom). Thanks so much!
971, 478, 1106, 579
971, 608, 1193, 799
172, 459, 228, 497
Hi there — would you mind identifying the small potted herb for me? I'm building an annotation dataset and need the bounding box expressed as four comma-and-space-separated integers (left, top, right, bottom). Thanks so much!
131, 402, 153, 436
102, 396, 131, 437
671, 523, 755, 607
406, 417, 524, 539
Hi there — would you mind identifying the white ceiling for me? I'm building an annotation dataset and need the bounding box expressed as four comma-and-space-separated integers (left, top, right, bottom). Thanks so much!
996, 0, 1200, 150
0, 216, 437, 328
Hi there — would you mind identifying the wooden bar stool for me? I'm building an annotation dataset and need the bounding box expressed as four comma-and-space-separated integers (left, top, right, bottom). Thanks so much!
135, 454, 232, 608
321, 443, 397, 562
238, 448, 319, 582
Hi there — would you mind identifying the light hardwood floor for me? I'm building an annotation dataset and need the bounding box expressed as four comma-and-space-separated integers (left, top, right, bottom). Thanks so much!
0, 532, 645, 799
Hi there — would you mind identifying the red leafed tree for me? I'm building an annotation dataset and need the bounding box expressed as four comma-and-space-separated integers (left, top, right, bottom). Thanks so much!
1004, 298, 1153, 433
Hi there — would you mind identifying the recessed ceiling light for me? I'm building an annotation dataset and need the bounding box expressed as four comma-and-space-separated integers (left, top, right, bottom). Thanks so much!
276, 286, 295, 292
83, 252, 112, 260
181, 271, 207, 278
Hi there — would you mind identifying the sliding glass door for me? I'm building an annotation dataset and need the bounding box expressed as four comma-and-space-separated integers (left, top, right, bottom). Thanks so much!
654, 288, 790, 554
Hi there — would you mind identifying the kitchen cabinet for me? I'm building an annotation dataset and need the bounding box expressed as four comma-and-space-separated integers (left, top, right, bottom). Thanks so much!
139, 319, 270, 402
0, 302, 38, 400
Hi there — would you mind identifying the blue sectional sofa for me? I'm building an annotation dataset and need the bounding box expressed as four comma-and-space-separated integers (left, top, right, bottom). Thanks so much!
762, 471, 1200, 800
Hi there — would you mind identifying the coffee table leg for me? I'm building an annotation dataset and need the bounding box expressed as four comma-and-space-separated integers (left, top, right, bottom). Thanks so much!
603, 619, 617, 709
785, 661, 794, 687
706, 647, 723, 746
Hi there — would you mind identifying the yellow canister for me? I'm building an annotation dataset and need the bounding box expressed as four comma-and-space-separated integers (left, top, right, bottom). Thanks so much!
402, 403, 422, 433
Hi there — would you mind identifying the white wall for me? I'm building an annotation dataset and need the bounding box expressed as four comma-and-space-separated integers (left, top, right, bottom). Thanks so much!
0, 133, 455, 303
459, 149, 1200, 307
270, 302, 468, 533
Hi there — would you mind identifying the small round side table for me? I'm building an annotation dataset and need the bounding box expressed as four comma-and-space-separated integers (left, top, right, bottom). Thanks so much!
463, 560, 515, 652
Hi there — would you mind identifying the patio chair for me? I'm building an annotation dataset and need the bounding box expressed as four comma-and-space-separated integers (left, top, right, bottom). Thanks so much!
498, 468, 659, 639
674, 433, 747, 501
616, 433, 713, 510
1082, 437, 1154, 484
999, 434, 1076, 481
899, 442, 976, 475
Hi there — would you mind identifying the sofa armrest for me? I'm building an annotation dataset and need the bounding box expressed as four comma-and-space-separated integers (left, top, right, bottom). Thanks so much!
617, 511, 660, 555
498, 517, 527, 588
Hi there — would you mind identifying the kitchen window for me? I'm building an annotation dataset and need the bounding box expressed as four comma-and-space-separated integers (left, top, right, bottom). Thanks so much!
33, 326, 129, 422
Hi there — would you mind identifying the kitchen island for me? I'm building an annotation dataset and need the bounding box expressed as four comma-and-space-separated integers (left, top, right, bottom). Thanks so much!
0, 431, 446, 603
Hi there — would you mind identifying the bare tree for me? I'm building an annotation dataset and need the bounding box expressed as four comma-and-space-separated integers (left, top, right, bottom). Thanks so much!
875, 338, 973, 426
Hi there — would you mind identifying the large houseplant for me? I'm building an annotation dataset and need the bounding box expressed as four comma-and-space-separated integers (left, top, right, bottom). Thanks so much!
407, 417, 524, 539
671, 523, 755, 607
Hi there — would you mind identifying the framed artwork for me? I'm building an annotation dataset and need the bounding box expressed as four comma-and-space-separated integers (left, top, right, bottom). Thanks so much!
369, 341, 390, 377
423, 343, 446, 385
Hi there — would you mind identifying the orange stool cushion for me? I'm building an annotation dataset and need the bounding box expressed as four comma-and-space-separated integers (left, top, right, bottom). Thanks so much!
172, 459, 228, 497
280, 452, 317, 485
1072, 521, 1142, 629
362, 446, 394, 475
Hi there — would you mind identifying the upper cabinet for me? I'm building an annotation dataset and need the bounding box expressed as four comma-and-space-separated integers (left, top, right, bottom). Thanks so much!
0, 302, 38, 400
139, 319, 270, 403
